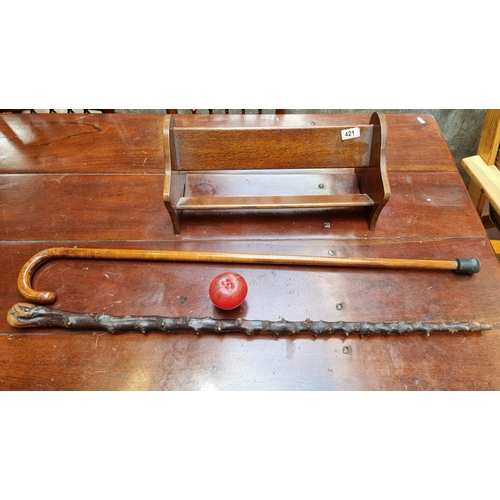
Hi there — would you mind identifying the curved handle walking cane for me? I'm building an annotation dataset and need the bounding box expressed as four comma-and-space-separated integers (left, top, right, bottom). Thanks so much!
18, 247, 481, 305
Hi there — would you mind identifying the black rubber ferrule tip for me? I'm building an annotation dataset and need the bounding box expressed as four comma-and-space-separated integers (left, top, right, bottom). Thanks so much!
454, 258, 481, 274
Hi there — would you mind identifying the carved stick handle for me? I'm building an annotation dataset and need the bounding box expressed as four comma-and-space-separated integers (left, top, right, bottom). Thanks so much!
18, 247, 481, 304
7, 303, 492, 337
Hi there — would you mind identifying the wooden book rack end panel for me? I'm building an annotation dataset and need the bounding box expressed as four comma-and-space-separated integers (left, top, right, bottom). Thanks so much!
163, 112, 390, 234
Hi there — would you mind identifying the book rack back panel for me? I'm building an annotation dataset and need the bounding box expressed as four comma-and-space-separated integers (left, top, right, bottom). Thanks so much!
163, 112, 390, 234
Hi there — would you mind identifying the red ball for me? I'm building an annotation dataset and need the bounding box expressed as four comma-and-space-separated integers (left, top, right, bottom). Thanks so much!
209, 272, 248, 310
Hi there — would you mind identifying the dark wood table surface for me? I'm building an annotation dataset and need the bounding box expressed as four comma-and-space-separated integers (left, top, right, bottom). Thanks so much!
1, 112, 500, 390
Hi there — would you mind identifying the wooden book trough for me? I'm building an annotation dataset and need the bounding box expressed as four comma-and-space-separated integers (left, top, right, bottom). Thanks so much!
163, 112, 390, 234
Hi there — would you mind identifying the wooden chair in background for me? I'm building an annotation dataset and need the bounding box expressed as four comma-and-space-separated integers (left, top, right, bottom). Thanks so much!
461, 109, 500, 256
167, 109, 286, 115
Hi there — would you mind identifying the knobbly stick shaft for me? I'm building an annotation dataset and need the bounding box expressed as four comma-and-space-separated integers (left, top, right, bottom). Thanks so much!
18, 247, 481, 304
7, 303, 492, 337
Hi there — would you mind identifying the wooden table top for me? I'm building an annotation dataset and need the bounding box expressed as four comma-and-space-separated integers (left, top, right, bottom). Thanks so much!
1, 112, 499, 390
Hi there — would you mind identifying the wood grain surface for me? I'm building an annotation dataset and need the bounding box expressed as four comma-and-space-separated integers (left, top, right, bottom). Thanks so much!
1, 112, 499, 390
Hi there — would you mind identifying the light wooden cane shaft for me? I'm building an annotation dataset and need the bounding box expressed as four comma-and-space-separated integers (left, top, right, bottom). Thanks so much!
18, 246, 466, 304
